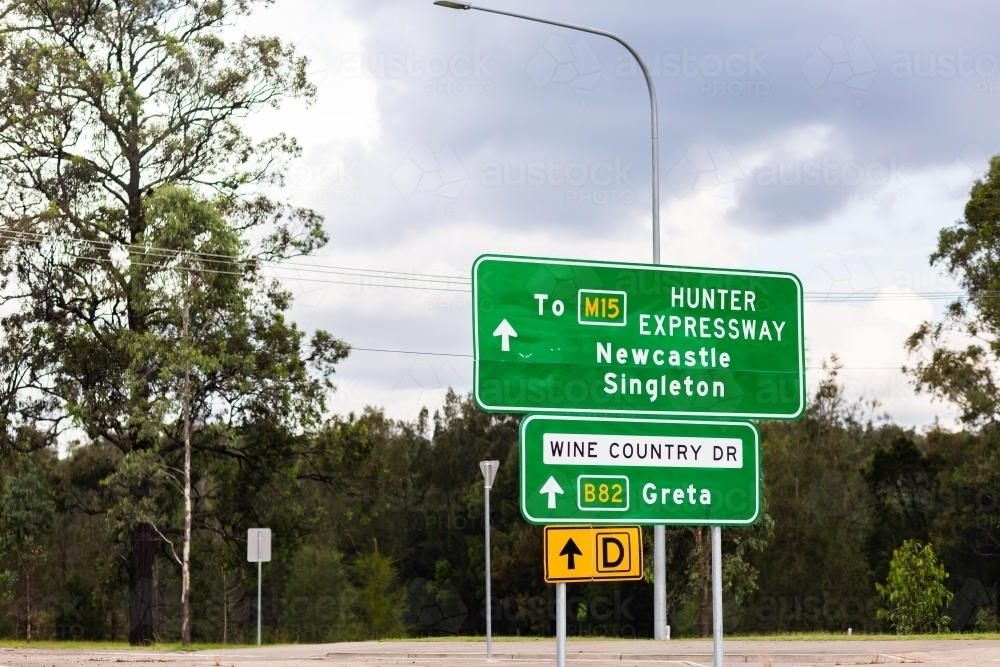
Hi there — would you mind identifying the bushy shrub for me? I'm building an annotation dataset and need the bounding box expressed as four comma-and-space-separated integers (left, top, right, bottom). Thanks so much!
876, 540, 952, 633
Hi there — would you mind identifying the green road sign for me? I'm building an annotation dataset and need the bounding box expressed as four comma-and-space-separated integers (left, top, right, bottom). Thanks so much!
473, 255, 805, 419
520, 415, 760, 526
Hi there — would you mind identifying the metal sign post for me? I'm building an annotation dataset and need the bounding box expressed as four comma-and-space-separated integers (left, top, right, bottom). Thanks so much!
246, 528, 271, 646
480, 461, 499, 662
654, 526, 666, 638
712, 526, 723, 667
556, 583, 566, 667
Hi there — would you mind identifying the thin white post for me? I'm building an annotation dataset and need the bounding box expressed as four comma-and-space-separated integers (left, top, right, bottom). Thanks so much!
479, 460, 499, 661
555, 583, 566, 667
485, 483, 492, 661
712, 526, 723, 667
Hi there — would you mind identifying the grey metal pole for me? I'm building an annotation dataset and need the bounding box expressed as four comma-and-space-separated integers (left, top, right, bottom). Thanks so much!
485, 484, 492, 661
435, 0, 664, 640
257, 532, 262, 646
712, 526, 723, 667
556, 583, 566, 667
654, 526, 666, 639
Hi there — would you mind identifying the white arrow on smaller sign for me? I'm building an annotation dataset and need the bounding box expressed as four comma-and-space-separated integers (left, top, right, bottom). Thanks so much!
493, 319, 517, 352
540, 476, 564, 509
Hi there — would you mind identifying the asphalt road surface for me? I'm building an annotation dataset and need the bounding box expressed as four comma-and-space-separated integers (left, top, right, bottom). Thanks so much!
2, 639, 999, 666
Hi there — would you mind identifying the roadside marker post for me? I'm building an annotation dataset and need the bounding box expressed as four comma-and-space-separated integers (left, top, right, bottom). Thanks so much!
247, 528, 271, 646
480, 460, 500, 662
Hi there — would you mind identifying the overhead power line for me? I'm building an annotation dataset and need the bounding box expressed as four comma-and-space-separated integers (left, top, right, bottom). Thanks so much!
0, 227, 978, 302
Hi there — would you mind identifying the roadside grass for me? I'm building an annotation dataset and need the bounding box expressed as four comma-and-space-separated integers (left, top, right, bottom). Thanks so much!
721, 631, 1000, 641
0, 640, 256, 650
3, 631, 1000, 649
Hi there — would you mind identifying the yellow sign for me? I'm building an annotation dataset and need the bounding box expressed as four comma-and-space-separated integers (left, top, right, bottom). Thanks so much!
543, 525, 643, 583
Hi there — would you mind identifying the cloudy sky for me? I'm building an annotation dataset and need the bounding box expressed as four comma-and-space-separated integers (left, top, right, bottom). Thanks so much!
238, 0, 1000, 427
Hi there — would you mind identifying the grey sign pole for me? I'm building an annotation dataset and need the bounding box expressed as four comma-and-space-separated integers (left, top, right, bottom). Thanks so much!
480, 461, 500, 662
556, 583, 566, 667
712, 526, 723, 667
431, 1, 665, 639
654, 526, 666, 639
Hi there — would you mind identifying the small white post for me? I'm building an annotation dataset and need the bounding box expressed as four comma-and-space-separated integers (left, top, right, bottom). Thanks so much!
556, 583, 566, 667
479, 461, 499, 662
712, 526, 723, 667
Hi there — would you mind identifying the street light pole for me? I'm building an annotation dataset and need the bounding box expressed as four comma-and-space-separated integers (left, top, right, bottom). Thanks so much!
433, 1, 660, 263
434, 1, 667, 641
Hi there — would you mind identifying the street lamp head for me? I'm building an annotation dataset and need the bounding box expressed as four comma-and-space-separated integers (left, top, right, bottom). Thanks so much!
433, 1, 472, 8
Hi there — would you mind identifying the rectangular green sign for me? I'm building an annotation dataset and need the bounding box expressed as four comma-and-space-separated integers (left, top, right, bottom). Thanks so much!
520, 415, 761, 526
473, 254, 805, 419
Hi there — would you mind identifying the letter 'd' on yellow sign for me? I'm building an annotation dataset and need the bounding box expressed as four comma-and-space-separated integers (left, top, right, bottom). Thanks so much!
543, 525, 643, 583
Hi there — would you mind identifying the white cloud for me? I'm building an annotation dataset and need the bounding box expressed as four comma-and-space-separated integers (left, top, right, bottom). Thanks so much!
219, 0, 1000, 428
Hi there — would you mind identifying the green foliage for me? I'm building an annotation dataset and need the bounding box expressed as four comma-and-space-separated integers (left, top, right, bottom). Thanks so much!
722, 511, 775, 605
862, 434, 939, 581
906, 155, 1000, 425
0, 0, 335, 643
55, 574, 107, 640
282, 546, 352, 643
0, 456, 55, 592
741, 359, 888, 633
2, 380, 1000, 641
876, 540, 952, 633
350, 548, 407, 639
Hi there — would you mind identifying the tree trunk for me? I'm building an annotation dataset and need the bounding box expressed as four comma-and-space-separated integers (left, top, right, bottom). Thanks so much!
181, 287, 192, 647
129, 523, 156, 645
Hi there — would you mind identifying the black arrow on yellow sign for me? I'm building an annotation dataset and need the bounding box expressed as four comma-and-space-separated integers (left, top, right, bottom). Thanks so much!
559, 538, 583, 569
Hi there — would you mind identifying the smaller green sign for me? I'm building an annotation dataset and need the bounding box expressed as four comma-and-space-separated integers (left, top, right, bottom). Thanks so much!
520, 415, 761, 526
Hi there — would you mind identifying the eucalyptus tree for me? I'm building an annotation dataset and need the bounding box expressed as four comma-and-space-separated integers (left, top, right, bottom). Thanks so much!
0, 0, 340, 644
907, 155, 1000, 424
